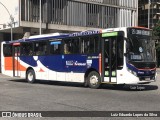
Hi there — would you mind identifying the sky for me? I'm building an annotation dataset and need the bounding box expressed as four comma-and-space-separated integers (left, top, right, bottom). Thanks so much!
0, 0, 19, 29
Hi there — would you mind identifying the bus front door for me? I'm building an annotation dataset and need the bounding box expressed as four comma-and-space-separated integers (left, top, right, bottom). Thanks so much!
102, 32, 124, 83
102, 34, 118, 83
13, 44, 21, 77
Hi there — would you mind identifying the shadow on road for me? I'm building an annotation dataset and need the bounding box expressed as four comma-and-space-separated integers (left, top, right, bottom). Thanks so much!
9, 79, 85, 88
9, 79, 158, 91
101, 84, 158, 91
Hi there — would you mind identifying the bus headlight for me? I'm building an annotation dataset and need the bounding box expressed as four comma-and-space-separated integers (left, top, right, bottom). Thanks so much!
151, 71, 155, 74
127, 68, 137, 76
133, 71, 137, 76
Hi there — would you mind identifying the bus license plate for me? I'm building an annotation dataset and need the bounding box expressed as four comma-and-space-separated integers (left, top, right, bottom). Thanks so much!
145, 78, 150, 81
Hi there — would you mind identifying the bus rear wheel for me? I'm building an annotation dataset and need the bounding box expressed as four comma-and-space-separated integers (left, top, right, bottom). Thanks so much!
87, 71, 101, 89
26, 69, 35, 83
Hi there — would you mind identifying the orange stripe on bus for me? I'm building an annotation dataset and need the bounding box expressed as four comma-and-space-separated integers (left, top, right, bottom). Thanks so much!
132, 26, 149, 30
4, 57, 26, 71
39, 68, 45, 72
4, 57, 13, 70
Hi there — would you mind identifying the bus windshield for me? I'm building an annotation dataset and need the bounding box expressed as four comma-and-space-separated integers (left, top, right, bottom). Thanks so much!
127, 28, 156, 63
127, 35, 156, 62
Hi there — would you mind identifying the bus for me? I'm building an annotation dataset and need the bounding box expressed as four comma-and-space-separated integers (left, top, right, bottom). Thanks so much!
1, 27, 157, 89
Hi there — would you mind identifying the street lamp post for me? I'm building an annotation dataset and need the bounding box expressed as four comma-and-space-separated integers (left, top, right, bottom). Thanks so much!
0, 1, 14, 41
148, 0, 151, 28
40, 0, 42, 35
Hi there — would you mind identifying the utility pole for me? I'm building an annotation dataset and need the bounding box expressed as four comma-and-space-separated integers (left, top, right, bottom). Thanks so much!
148, 0, 151, 28
40, 0, 42, 35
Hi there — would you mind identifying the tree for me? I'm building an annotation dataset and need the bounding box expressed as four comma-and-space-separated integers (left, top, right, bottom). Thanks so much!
153, 20, 160, 51
153, 20, 160, 67
153, 20, 160, 37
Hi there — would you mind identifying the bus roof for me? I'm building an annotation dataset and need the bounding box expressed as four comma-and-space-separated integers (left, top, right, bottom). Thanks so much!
29, 33, 68, 39
6, 27, 150, 44
9, 29, 102, 43
69, 29, 101, 37
9, 33, 69, 43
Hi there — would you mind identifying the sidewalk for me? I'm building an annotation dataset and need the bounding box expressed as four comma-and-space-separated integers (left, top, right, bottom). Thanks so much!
156, 68, 160, 72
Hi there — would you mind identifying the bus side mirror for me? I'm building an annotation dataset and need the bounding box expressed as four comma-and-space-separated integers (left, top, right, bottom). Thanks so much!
124, 53, 127, 57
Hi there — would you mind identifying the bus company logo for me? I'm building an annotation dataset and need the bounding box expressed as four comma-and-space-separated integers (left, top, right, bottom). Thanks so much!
66, 61, 86, 66
74, 61, 86, 66
66, 61, 74, 66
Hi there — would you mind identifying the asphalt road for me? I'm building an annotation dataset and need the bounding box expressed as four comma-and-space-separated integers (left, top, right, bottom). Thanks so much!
0, 70, 160, 120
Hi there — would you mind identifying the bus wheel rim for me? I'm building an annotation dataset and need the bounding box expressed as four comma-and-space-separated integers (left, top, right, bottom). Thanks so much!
28, 72, 33, 81
90, 75, 98, 86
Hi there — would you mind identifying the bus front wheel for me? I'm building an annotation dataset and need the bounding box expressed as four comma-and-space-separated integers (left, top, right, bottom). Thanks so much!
87, 71, 101, 89
26, 69, 35, 83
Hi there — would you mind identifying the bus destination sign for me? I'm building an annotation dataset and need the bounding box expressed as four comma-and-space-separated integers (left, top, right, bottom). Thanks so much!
128, 28, 151, 36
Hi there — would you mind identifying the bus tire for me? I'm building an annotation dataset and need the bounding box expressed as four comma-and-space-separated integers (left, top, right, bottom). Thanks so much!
26, 69, 36, 83
87, 71, 101, 89
84, 78, 88, 87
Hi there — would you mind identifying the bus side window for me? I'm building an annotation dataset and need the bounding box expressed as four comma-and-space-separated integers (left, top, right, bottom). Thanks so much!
64, 43, 70, 54
89, 36, 100, 53
72, 38, 80, 53
3, 44, 12, 57
63, 38, 81, 54
21, 42, 33, 56
64, 39, 72, 54
80, 35, 100, 54
80, 37, 90, 54
50, 41, 61, 54
34, 41, 47, 56
14, 46, 21, 56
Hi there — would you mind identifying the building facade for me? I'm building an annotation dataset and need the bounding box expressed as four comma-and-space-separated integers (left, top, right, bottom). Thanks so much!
138, 0, 160, 28
0, 0, 138, 41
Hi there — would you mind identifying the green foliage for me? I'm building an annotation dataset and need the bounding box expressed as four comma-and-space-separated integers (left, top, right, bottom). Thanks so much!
156, 43, 160, 51
153, 20, 160, 37
153, 20, 160, 51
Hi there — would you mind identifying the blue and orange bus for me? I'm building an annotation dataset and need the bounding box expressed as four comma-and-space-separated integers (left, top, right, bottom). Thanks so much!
1, 27, 157, 88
